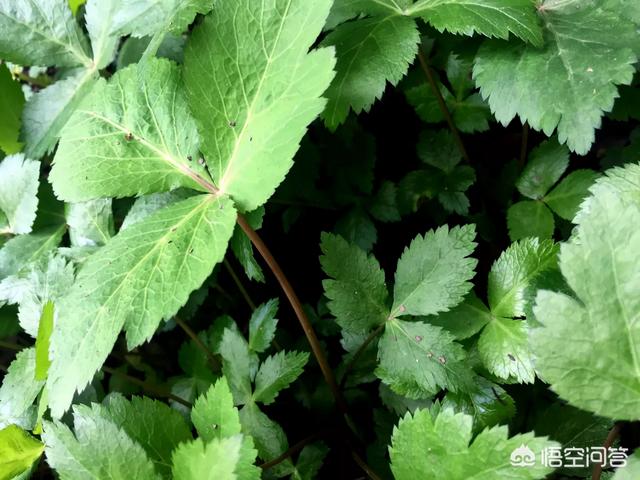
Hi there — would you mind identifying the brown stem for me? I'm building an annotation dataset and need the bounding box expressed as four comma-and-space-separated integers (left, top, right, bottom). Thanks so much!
417, 48, 470, 163
260, 431, 324, 469
592, 423, 622, 480
236, 214, 348, 416
174, 315, 221, 371
340, 323, 385, 389
352, 450, 383, 480
102, 366, 192, 408
519, 121, 529, 169
224, 258, 257, 311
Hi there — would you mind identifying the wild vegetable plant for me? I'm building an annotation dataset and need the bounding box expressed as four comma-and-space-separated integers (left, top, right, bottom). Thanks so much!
0, 0, 639, 479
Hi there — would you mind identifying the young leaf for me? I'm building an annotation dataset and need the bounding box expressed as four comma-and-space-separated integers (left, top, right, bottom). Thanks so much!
50, 58, 213, 202
21, 68, 99, 159
506, 200, 555, 241
426, 292, 492, 340
488, 238, 559, 319
531, 172, 640, 420
84, 0, 120, 69
474, 1, 638, 154
34, 301, 54, 381
43, 404, 160, 480
229, 208, 265, 283
248, 299, 279, 353
0, 63, 25, 155
516, 139, 569, 200
376, 320, 474, 398
219, 328, 253, 406
407, 0, 543, 46
47, 195, 236, 417
0, 348, 44, 429
321, 15, 419, 130
171, 435, 242, 480
183, 0, 336, 211
390, 408, 557, 479
253, 351, 309, 405
192, 377, 241, 442
0, 226, 66, 280
392, 225, 477, 318
544, 169, 599, 221
320, 233, 389, 340
0, 425, 44, 480
66, 198, 114, 247
0, 0, 92, 68
101, 394, 193, 477
0, 154, 40, 235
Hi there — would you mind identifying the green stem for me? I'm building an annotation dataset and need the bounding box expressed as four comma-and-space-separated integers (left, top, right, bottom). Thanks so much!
102, 366, 191, 407
224, 258, 257, 311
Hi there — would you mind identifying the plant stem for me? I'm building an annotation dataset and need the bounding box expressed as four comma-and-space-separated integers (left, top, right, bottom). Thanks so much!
0, 340, 21, 351
352, 450, 383, 480
174, 315, 221, 370
223, 258, 257, 311
519, 121, 529, 169
592, 423, 622, 480
102, 366, 191, 408
236, 214, 348, 416
339, 323, 385, 389
260, 431, 325, 469
417, 48, 470, 163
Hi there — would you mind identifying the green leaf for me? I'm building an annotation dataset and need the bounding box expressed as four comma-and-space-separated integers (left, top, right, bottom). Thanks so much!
390, 408, 558, 479
0, 254, 74, 336
21, 68, 98, 159
34, 301, 54, 381
488, 238, 559, 318
50, 59, 212, 202
531, 171, 640, 420
219, 328, 253, 406
43, 404, 160, 480
320, 233, 389, 340
0, 425, 44, 480
66, 198, 114, 247
229, 208, 265, 283
0, 64, 25, 155
0, 348, 44, 429
321, 15, 419, 130
516, 139, 569, 200
392, 225, 477, 318
613, 451, 640, 480
506, 201, 555, 241
473, 1, 638, 154
0, 155, 39, 235
0, 0, 92, 68
0, 226, 65, 280
84, 0, 121, 69
442, 378, 516, 434
47, 194, 236, 417
183, 0, 336, 211
478, 316, 535, 382
253, 351, 309, 405
121, 190, 191, 231
291, 443, 329, 480
68, 0, 85, 15
544, 169, 599, 221
407, 0, 543, 46
370, 181, 401, 222
192, 377, 241, 442
101, 394, 193, 477
426, 292, 492, 340
376, 319, 473, 398
171, 435, 242, 480
112, 0, 212, 37
248, 299, 279, 353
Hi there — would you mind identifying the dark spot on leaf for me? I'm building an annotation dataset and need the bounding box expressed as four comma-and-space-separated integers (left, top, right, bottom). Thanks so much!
438, 356, 446, 364
198, 158, 205, 166
171, 227, 177, 232
399, 305, 406, 313
427, 352, 433, 358
507, 353, 516, 361
125, 132, 133, 141
187, 155, 192, 162
414, 335, 423, 342
229, 121, 236, 127
189, 248, 194, 253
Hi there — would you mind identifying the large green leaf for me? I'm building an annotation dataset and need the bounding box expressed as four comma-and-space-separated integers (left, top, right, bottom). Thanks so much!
171, 436, 243, 480
506, 200, 554, 241
43, 404, 160, 480
321, 15, 419, 130
47, 194, 236, 417
531, 165, 640, 420
50, 58, 212, 202
183, 0, 336, 211
0, 0, 92, 68
516, 139, 569, 200
0, 154, 40, 235
0, 64, 25, 155
390, 408, 557, 479
252, 351, 309, 405
0, 425, 44, 480
192, 377, 241, 442
392, 225, 477, 318
474, 1, 638, 154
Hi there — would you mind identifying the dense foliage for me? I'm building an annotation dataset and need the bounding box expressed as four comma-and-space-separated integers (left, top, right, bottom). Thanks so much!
0, 0, 639, 478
